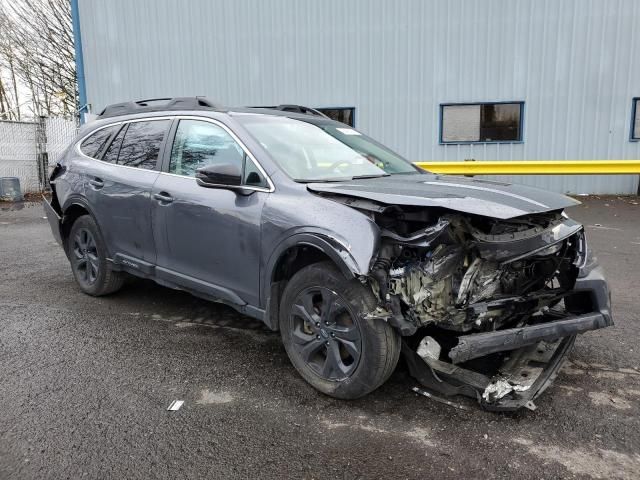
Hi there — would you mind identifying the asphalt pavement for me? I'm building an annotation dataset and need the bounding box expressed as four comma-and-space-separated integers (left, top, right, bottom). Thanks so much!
1, 196, 639, 479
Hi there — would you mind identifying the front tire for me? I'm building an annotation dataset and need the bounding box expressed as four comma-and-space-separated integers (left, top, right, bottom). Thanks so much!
279, 261, 400, 399
67, 215, 124, 296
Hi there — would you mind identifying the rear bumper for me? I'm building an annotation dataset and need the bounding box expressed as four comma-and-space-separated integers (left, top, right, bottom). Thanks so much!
42, 197, 63, 247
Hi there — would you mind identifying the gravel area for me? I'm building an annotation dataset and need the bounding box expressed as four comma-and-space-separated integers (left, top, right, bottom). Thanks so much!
1, 196, 639, 479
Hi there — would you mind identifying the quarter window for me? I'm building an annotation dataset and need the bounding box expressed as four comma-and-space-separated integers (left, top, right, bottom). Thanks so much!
632, 98, 640, 141
117, 120, 170, 170
441, 102, 523, 143
243, 157, 268, 188
79, 125, 118, 158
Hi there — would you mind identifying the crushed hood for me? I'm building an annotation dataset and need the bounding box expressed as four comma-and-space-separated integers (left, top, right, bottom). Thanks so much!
307, 174, 580, 219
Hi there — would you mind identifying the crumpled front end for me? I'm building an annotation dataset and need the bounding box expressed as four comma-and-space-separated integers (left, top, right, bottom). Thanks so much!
361, 205, 612, 411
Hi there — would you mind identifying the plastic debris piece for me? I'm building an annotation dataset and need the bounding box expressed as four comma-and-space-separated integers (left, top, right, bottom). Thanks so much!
482, 377, 532, 403
167, 400, 184, 411
416, 336, 441, 361
411, 386, 470, 410
482, 378, 514, 403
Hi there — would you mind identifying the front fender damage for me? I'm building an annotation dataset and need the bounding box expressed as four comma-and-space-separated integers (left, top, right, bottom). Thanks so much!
338, 198, 613, 411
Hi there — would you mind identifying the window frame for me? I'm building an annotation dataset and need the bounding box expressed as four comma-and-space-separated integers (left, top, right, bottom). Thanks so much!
439, 101, 525, 145
76, 117, 173, 173
160, 116, 274, 193
630, 97, 640, 142
76, 122, 123, 160
75, 115, 274, 192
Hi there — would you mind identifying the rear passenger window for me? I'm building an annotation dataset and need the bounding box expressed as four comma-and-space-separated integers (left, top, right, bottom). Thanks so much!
117, 120, 170, 170
79, 125, 118, 158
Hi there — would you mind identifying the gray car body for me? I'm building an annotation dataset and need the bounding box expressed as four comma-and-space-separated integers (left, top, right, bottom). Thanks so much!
46, 107, 603, 330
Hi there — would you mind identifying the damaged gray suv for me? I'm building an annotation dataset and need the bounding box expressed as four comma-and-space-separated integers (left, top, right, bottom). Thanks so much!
44, 97, 612, 411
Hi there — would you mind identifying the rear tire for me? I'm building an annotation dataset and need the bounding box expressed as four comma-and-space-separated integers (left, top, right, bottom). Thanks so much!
67, 215, 124, 296
279, 261, 400, 399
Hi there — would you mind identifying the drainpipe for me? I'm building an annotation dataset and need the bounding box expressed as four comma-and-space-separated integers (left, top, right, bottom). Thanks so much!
71, 0, 88, 124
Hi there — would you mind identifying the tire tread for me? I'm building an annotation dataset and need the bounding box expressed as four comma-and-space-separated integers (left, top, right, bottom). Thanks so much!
68, 215, 124, 297
279, 261, 400, 399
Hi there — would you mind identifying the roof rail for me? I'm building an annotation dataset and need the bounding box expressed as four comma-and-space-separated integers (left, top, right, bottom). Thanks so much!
250, 104, 330, 119
98, 97, 225, 118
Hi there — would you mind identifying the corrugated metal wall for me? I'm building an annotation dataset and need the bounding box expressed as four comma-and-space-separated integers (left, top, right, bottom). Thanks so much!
78, 0, 640, 193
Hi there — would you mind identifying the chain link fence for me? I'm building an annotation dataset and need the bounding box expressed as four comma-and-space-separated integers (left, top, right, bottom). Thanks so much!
0, 117, 78, 195
0, 120, 39, 193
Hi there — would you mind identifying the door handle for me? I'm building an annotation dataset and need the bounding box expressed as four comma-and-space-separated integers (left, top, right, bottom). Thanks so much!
153, 192, 174, 204
89, 177, 104, 189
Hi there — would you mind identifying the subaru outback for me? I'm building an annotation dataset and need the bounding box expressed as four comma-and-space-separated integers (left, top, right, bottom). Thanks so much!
44, 97, 612, 410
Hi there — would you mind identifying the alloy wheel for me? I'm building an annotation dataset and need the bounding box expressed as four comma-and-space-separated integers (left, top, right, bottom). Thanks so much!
289, 286, 362, 381
72, 228, 99, 285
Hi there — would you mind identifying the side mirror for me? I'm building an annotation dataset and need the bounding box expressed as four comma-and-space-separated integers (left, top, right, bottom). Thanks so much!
196, 163, 242, 188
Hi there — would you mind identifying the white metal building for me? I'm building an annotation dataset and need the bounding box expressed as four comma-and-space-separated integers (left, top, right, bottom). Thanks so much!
73, 0, 640, 194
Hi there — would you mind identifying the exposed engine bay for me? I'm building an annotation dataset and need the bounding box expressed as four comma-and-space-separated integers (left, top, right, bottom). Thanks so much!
368, 209, 583, 335
324, 195, 612, 411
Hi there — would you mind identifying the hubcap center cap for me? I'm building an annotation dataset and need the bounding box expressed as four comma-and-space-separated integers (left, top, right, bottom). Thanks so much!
319, 329, 329, 339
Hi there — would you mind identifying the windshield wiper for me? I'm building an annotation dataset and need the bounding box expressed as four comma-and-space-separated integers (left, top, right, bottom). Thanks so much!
295, 173, 391, 183
295, 178, 352, 183
350, 174, 391, 180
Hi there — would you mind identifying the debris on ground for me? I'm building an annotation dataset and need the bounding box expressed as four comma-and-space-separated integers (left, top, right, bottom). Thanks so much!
167, 400, 184, 411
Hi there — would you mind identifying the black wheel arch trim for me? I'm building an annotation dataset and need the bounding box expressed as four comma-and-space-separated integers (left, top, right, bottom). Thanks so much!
264, 233, 362, 297
60, 195, 112, 257
261, 231, 371, 329
61, 194, 96, 218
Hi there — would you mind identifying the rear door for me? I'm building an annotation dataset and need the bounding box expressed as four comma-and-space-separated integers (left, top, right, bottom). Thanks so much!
151, 117, 272, 306
85, 118, 172, 267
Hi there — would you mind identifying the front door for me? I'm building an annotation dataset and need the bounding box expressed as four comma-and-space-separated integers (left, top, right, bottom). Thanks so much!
151, 118, 271, 306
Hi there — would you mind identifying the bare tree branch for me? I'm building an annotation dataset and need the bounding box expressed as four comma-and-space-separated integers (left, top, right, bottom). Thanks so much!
0, 0, 76, 119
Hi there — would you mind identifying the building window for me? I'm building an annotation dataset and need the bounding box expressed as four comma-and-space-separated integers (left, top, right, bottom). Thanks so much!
316, 107, 355, 127
631, 98, 640, 141
440, 102, 523, 143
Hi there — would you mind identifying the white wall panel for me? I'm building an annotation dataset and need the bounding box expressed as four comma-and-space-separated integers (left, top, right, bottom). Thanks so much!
78, 0, 640, 193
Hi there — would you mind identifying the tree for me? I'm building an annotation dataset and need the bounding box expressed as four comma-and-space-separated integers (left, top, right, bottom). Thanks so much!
0, 0, 76, 120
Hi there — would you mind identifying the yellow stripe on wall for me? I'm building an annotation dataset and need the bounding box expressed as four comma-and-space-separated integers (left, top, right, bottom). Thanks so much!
414, 160, 640, 175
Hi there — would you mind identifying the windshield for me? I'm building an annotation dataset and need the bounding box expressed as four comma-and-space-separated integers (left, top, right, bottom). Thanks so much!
235, 115, 419, 181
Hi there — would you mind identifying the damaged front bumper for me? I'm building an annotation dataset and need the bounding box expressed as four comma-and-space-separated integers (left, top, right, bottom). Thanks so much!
405, 263, 612, 411
449, 311, 610, 364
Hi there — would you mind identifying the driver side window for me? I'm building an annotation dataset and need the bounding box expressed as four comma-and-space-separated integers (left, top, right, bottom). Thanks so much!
169, 120, 245, 177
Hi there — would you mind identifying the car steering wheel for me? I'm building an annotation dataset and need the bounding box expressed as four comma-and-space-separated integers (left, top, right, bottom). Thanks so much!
327, 159, 357, 172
